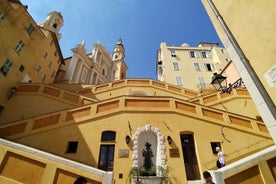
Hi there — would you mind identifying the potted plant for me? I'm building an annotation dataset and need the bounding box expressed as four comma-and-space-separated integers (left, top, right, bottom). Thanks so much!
158, 166, 169, 184
129, 166, 143, 184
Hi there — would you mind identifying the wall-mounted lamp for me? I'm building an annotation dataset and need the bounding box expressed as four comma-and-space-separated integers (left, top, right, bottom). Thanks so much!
125, 135, 131, 144
167, 136, 172, 145
8, 87, 17, 100
211, 73, 245, 93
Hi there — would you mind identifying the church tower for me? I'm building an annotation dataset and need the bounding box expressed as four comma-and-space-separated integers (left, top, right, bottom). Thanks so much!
39, 11, 64, 40
112, 39, 128, 81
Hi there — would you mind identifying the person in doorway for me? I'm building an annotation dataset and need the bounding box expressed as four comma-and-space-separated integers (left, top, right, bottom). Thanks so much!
203, 171, 215, 184
216, 146, 225, 168
74, 176, 87, 184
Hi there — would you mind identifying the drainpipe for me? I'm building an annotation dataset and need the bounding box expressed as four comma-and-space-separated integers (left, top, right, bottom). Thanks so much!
206, 0, 276, 127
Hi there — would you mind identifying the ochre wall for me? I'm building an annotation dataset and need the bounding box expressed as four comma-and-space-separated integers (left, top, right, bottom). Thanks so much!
201, 0, 276, 106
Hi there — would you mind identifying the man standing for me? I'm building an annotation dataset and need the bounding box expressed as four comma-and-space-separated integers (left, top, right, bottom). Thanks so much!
216, 146, 226, 168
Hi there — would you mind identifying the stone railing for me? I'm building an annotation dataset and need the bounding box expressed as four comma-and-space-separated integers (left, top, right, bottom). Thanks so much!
0, 138, 113, 184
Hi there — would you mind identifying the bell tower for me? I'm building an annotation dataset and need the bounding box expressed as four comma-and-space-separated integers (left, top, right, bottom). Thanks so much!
39, 11, 64, 40
112, 39, 128, 81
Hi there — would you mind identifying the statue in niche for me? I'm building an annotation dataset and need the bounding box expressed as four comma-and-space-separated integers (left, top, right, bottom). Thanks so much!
142, 142, 156, 176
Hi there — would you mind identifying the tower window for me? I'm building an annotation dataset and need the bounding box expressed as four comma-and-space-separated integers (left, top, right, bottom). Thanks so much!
51, 70, 56, 77
1, 59, 13, 76
42, 74, 47, 82
43, 52, 48, 59
66, 141, 79, 153
48, 61, 52, 68
53, 23, 57, 29
36, 65, 41, 74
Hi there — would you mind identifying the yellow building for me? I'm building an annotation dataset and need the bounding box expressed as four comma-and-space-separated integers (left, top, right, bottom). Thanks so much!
1, 1, 276, 184
0, 80, 275, 184
0, 0, 64, 111
157, 42, 231, 92
201, 0, 276, 138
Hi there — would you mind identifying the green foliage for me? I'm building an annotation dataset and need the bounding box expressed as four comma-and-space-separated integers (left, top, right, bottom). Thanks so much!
158, 166, 168, 179
140, 165, 156, 176
129, 166, 143, 182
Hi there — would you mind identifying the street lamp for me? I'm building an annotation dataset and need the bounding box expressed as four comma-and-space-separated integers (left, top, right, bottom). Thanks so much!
211, 73, 229, 93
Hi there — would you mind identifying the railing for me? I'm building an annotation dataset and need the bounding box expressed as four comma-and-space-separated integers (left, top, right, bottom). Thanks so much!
209, 145, 276, 184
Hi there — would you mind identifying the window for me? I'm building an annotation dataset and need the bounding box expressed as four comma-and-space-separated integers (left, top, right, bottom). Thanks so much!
48, 61, 52, 68
204, 63, 214, 71
42, 74, 46, 82
189, 51, 195, 58
201, 51, 207, 58
194, 63, 200, 71
26, 24, 35, 35
176, 76, 183, 86
14, 40, 25, 53
19, 65, 25, 72
36, 65, 41, 73
210, 142, 221, 154
0, 11, 5, 23
50, 40, 54, 46
92, 73, 97, 84
102, 68, 106, 76
198, 76, 207, 88
43, 52, 48, 59
51, 70, 56, 77
0, 59, 12, 76
0, 105, 4, 115
66, 141, 78, 153
221, 49, 225, 54
173, 62, 179, 71
101, 131, 116, 142
96, 52, 102, 62
171, 50, 176, 57
98, 145, 114, 171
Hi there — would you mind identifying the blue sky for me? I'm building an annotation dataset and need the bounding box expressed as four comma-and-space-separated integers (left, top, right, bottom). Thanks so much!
20, 0, 221, 79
